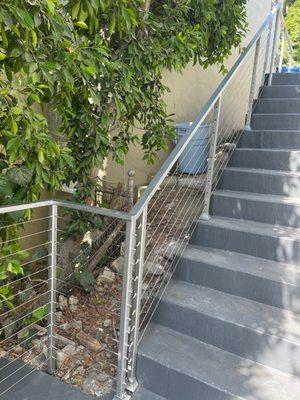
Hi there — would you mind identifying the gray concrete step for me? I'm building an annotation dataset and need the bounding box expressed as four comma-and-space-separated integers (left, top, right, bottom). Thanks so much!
272, 73, 300, 86
238, 130, 300, 149
174, 244, 300, 312
260, 85, 300, 98
190, 216, 300, 263
219, 167, 300, 196
132, 387, 166, 400
137, 323, 300, 400
254, 98, 300, 114
153, 280, 300, 375
0, 358, 95, 400
211, 190, 300, 228
229, 148, 300, 171
251, 114, 300, 130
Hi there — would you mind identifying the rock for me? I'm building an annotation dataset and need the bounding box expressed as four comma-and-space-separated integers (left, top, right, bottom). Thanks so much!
68, 295, 78, 306
13, 345, 23, 355
60, 320, 82, 331
82, 370, 112, 397
103, 319, 111, 328
144, 261, 164, 276
58, 295, 68, 310
56, 311, 63, 323
111, 256, 124, 274
69, 304, 78, 313
55, 344, 77, 369
76, 331, 102, 352
97, 267, 115, 284
120, 241, 125, 256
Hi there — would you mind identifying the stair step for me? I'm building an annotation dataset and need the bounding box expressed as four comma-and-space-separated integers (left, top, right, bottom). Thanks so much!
0, 358, 93, 400
271, 73, 300, 86
190, 216, 300, 263
153, 281, 300, 375
220, 167, 300, 196
132, 388, 166, 400
260, 85, 300, 98
211, 190, 300, 228
238, 130, 300, 149
229, 148, 300, 171
174, 244, 300, 312
251, 114, 300, 130
254, 98, 300, 114
137, 324, 300, 400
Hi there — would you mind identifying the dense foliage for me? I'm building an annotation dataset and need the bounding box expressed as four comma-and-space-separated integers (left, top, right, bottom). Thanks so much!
286, 0, 300, 62
0, 0, 247, 305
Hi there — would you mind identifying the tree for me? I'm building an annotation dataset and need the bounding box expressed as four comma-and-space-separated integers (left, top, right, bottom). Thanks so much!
286, 0, 300, 62
0, 0, 248, 297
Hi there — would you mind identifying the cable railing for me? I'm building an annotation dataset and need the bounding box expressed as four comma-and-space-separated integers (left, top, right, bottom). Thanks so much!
0, 1, 295, 400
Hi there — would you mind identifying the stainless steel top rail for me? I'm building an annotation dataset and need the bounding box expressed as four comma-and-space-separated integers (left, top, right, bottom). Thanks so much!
129, 3, 281, 219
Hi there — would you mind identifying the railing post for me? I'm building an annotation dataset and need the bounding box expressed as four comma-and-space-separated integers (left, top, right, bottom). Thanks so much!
279, 28, 285, 72
127, 206, 148, 394
200, 95, 222, 220
47, 204, 57, 374
261, 12, 273, 86
115, 219, 136, 400
268, 4, 283, 85
245, 37, 261, 130
127, 169, 135, 209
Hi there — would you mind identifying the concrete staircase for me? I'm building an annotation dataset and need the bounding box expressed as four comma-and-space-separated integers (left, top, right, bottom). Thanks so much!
133, 73, 300, 399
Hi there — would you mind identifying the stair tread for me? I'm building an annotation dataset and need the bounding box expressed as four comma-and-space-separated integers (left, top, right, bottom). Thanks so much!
180, 243, 300, 287
235, 148, 300, 153
224, 166, 300, 177
199, 216, 300, 239
163, 280, 300, 343
213, 189, 300, 206
132, 388, 166, 400
139, 323, 300, 400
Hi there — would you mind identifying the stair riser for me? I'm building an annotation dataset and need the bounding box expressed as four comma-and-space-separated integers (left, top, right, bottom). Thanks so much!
238, 131, 300, 149
271, 74, 300, 86
137, 355, 239, 400
260, 86, 300, 98
190, 221, 300, 263
211, 194, 300, 228
254, 99, 300, 114
251, 114, 300, 131
174, 257, 300, 313
219, 169, 300, 196
229, 149, 300, 171
153, 301, 300, 376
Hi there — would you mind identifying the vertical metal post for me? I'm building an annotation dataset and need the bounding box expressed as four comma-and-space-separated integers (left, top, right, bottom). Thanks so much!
127, 169, 135, 209
115, 219, 136, 400
48, 204, 57, 374
245, 38, 261, 130
268, 5, 283, 85
261, 18, 273, 86
200, 96, 222, 220
279, 28, 285, 72
127, 206, 148, 393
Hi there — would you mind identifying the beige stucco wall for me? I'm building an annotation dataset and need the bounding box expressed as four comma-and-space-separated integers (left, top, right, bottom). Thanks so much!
104, 0, 272, 189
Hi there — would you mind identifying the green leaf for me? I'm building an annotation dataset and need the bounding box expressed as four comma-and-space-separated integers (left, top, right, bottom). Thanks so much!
38, 149, 45, 163
74, 21, 88, 29
7, 167, 33, 186
45, 0, 55, 16
14, 8, 35, 30
0, 174, 14, 195
31, 30, 37, 48
72, 2, 81, 20
0, 52, 6, 60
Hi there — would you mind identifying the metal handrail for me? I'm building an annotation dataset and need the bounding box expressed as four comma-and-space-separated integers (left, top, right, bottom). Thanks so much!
130, 2, 281, 220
